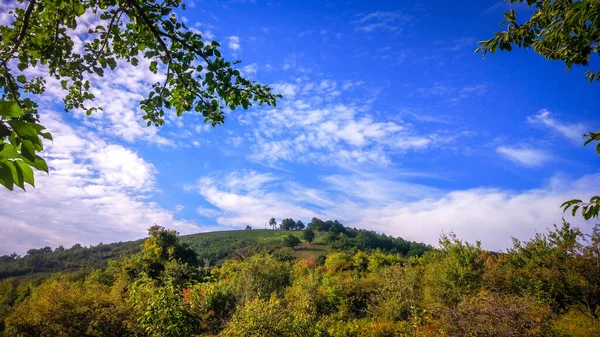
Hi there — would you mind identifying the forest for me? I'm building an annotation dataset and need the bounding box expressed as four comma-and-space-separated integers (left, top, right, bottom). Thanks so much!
0, 220, 599, 337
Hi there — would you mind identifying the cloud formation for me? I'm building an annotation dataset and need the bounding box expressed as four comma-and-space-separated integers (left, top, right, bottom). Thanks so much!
0, 112, 199, 255
354, 11, 411, 33
496, 146, 552, 167
189, 170, 597, 251
527, 109, 587, 142
228, 36, 241, 50
237, 79, 439, 166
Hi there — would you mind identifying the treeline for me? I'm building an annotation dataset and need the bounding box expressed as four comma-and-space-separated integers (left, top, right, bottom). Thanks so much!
272, 217, 431, 257
0, 222, 599, 336
0, 240, 141, 279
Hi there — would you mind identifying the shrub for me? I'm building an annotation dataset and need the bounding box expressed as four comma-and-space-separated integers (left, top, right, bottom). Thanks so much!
282, 234, 301, 248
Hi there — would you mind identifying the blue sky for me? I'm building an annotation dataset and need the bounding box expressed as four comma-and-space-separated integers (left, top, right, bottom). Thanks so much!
0, 0, 598, 254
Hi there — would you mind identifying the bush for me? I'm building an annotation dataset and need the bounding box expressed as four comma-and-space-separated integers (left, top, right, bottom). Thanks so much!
5, 279, 139, 337
221, 295, 295, 337
303, 228, 315, 243
437, 291, 559, 337
282, 234, 301, 248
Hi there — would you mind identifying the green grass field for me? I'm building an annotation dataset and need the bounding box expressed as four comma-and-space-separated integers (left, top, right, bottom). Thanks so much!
180, 229, 327, 263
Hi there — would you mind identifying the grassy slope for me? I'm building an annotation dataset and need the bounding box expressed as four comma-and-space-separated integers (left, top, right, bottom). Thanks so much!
181, 229, 327, 262
0, 229, 326, 280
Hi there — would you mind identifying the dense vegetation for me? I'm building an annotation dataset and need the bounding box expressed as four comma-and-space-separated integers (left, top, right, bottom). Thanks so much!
1, 220, 599, 337
0, 218, 429, 280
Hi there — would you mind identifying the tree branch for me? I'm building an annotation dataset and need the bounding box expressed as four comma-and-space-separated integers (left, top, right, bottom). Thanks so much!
125, 0, 173, 62
81, 9, 123, 73
5, 0, 36, 61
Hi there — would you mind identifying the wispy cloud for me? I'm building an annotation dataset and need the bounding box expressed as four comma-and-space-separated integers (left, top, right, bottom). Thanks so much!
354, 11, 411, 33
240, 63, 258, 75
527, 109, 587, 142
228, 36, 241, 50
25, 58, 171, 145
435, 37, 477, 51
496, 146, 552, 167
415, 82, 488, 103
238, 79, 439, 166
189, 171, 317, 228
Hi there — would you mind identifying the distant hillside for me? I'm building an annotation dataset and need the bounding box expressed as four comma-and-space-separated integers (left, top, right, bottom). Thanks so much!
0, 220, 431, 280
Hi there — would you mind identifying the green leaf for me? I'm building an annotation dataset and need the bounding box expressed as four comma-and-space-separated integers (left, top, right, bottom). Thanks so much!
24, 155, 49, 173
0, 100, 24, 118
0, 162, 14, 191
15, 160, 34, 187
7, 160, 24, 190
40, 132, 53, 141
20, 139, 36, 161
8, 120, 38, 138
16, 75, 26, 83
0, 143, 21, 159
74, 3, 86, 16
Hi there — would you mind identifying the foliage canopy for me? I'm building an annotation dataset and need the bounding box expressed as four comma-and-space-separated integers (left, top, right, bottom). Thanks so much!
0, 0, 280, 190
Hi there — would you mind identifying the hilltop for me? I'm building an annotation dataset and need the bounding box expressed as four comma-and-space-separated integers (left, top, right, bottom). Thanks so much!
0, 220, 430, 281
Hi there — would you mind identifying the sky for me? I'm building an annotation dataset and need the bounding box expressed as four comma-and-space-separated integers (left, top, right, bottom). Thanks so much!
0, 0, 598, 255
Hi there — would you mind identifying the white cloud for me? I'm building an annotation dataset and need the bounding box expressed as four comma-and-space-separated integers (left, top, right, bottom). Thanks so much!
228, 36, 241, 50
0, 112, 200, 255
89, 145, 155, 190
0, 0, 21, 26
352, 174, 597, 250
415, 82, 488, 103
27, 56, 172, 146
196, 206, 222, 218
527, 109, 587, 142
496, 146, 552, 167
354, 11, 411, 33
241, 63, 258, 75
238, 79, 443, 166
190, 170, 598, 251
190, 171, 317, 228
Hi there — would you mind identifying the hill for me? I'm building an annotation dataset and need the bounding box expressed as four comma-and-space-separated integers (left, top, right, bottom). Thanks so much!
0, 220, 431, 280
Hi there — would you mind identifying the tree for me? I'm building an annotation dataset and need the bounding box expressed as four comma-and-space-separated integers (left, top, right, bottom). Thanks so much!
269, 218, 277, 230
328, 220, 345, 235
280, 218, 296, 230
130, 276, 200, 337
123, 225, 199, 281
478, 1, 599, 220
307, 217, 325, 232
302, 228, 315, 244
0, 0, 280, 191
244, 225, 252, 230
295, 220, 305, 230
282, 234, 301, 248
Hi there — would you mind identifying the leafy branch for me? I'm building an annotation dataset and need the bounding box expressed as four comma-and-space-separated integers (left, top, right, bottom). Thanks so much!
561, 133, 600, 220
0, 0, 281, 191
